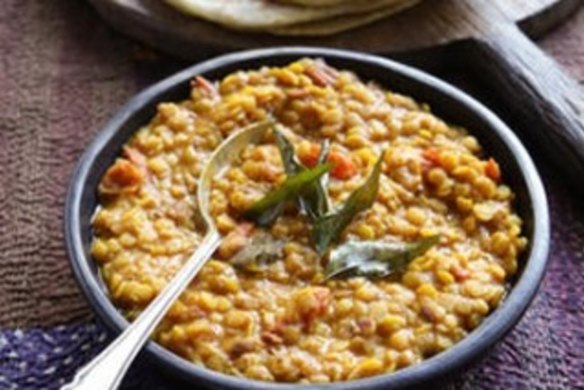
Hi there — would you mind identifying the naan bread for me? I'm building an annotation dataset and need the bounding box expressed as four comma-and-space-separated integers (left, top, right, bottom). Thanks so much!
164, 0, 416, 30
270, 0, 418, 36
273, 0, 354, 7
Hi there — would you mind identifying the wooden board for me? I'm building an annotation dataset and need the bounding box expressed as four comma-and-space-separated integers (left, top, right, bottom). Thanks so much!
87, 0, 580, 57
88, 0, 584, 192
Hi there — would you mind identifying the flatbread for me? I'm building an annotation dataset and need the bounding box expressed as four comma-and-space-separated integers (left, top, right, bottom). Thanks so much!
269, 0, 419, 36
274, 0, 354, 7
164, 0, 416, 30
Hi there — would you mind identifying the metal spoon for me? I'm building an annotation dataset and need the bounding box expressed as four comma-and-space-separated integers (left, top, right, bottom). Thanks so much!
62, 120, 272, 390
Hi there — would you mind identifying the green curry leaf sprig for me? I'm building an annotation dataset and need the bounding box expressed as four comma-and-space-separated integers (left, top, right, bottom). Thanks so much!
323, 235, 440, 280
241, 128, 436, 280
243, 129, 384, 253
312, 154, 383, 254
274, 129, 330, 221
242, 162, 331, 227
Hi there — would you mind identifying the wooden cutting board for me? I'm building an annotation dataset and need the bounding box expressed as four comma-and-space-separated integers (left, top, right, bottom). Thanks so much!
88, 0, 584, 191
88, 0, 575, 54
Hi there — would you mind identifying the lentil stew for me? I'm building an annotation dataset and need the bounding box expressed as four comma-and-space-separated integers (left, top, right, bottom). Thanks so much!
91, 59, 527, 384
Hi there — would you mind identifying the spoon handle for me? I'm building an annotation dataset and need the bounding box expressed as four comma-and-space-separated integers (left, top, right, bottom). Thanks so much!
62, 230, 222, 390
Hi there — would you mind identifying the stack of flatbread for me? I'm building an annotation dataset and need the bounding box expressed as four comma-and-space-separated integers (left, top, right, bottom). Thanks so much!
163, 0, 420, 36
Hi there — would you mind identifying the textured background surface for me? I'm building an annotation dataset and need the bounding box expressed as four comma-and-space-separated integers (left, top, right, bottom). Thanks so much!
0, 1, 582, 388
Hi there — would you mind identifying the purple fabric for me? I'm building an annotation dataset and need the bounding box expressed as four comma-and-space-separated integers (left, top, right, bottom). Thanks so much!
0, 323, 180, 390
0, 324, 108, 390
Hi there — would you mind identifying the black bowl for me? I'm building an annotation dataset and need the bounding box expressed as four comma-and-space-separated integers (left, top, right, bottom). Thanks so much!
65, 47, 549, 389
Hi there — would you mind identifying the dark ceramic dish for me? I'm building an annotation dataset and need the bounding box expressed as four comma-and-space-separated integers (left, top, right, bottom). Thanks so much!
65, 47, 549, 389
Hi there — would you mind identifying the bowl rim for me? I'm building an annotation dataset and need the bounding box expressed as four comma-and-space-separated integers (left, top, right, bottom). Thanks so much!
64, 47, 550, 390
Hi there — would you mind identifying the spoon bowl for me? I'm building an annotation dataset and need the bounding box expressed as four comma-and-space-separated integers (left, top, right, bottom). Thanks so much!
198, 120, 274, 229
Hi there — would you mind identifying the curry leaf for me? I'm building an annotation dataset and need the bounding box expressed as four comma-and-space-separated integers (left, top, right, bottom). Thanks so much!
231, 231, 286, 273
310, 139, 331, 218
242, 163, 331, 227
274, 129, 330, 220
274, 128, 300, 175
324, 235, 440, 280
313, 154, 384, 254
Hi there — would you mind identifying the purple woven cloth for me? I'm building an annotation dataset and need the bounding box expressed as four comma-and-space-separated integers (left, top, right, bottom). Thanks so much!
0, 324, 108, 390
0, 323, 177, 389
0, 0, 583, 389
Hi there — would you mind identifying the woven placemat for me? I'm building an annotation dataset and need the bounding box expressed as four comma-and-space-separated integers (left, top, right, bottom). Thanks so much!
0, 0, 582, 388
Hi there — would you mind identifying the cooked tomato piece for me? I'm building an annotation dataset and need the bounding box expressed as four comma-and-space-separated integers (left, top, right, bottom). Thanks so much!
450, 265, 470, 282
292, 287, 331, 324
328, 151, 357, 180
305, 65, 336, 87
422, 148, 441, 167
99, 159, 144, 195
298, 143, 356, 180
297, 143, 321, 168
192, 76, 217, 97
485, 158, 501, 182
